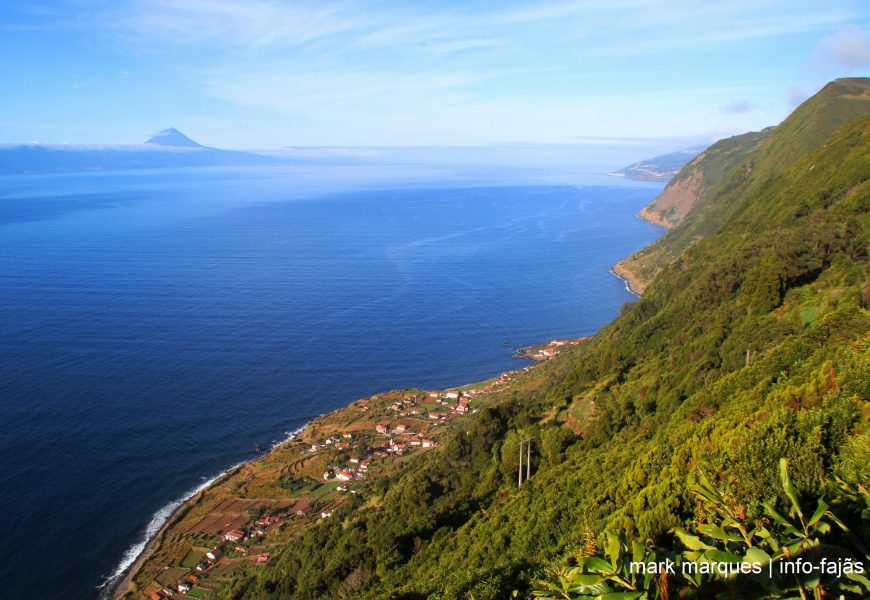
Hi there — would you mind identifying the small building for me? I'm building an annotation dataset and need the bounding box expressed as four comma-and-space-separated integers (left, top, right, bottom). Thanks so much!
295, 504, 313, 516
206, 548, 223, 561
375, 424, 388, 434
336, 470, 354, 481
394, 424, 407, 433
445, 390, 459, 399
421, 439, 437, 448
224, 529, 245, 543
177, 582, 191, 593
258, 553, 271, 564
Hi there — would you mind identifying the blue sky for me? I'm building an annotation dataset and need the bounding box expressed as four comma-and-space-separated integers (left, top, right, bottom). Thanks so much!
1, 0, 869, 150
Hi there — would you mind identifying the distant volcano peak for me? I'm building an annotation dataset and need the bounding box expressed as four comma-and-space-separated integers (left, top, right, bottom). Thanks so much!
145, 128, 203, 148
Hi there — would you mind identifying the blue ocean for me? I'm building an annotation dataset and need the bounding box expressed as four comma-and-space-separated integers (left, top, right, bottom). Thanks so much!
0, 165, 663, 598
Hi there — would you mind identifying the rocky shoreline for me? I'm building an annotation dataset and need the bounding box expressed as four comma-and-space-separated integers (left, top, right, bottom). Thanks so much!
611, 262, 646, 296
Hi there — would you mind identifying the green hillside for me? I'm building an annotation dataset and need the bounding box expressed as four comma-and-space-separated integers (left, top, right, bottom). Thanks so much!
637, 128, 770, 228
218, 86, 869, 600
621, 77, 870, 290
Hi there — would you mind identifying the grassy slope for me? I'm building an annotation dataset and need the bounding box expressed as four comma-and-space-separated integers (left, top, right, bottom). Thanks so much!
620, 77, 870, 289
220, 95, 869, 600
640, 128, 770, 224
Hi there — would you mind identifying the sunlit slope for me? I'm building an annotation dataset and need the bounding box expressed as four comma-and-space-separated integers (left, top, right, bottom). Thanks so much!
620, 77, 870, 290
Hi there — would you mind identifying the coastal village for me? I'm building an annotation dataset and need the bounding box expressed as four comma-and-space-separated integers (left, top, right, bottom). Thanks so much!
126, 339, 586, 599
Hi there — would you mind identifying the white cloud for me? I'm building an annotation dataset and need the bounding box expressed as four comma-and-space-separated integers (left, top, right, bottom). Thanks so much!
122, 0, 368, 48
815, 25, 870, 68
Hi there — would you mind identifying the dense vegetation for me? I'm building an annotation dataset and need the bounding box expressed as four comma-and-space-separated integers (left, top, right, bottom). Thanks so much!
220, 80, 869, 599
623, 77, 870, 286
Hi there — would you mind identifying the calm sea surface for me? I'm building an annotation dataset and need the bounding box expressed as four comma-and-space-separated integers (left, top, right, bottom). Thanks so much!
0, 165, 663, 598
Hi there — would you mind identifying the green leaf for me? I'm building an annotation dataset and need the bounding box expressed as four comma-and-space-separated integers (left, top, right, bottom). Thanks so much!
630, 540, 646, 566
569, 574, 607, 586
762, 501, 795, 529
698, 524, 742, 542
779, 458, 804, 522
704, 549, 742, 563
844, 572, 870, 590
743, 547, 771, 566
807, 498, 828, 527
605, 531, 621, 569
580, 557, 616, 575
673, 527, 714, 551
596, 593, 644, 600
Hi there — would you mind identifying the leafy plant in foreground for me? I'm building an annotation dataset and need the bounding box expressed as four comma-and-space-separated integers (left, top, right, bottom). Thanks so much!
532, 459, 870, 599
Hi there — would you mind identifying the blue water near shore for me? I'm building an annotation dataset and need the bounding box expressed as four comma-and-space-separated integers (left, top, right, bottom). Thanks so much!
0, 165, 663, 598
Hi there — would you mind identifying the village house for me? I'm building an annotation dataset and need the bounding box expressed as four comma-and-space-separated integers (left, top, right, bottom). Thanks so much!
375, 423, 388, 434
445, 390, 459, 399
421, 439, 437, 448
255, 515, 280, 527
224, 529, 245, 543
295, 504, 313, 516
336, 469, 354, 481
206, 548, 223, 561
177, 582, 191, 593
258, 553, 271, 565
394, 423, 407, 433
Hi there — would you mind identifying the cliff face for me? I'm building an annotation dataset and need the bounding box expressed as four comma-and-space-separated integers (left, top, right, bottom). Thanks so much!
636, 128, 770, 229
618, 77, 870, 292
636, 152, 706, 226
